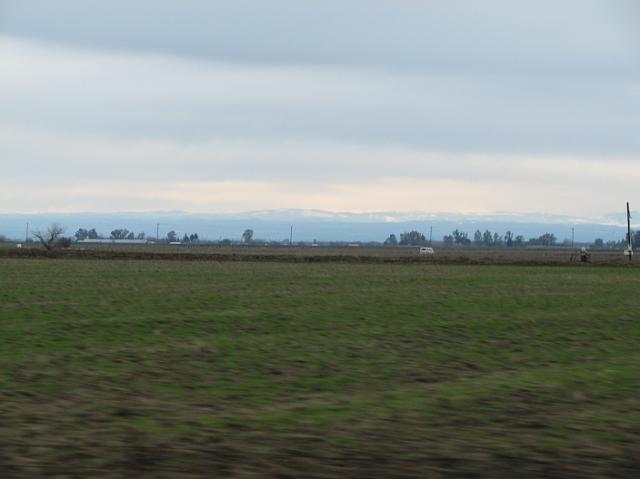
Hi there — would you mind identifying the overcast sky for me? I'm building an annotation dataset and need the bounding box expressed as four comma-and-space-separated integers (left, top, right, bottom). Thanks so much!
1, 0, 638, 217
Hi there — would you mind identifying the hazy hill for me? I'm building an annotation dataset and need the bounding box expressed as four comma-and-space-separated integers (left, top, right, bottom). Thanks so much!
0, 210, 632, 243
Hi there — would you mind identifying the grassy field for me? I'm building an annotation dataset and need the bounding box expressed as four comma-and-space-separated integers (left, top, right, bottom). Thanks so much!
0, 258, 639, 477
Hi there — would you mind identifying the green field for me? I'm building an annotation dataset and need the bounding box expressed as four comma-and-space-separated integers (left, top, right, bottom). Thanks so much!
1, 258, 638, 477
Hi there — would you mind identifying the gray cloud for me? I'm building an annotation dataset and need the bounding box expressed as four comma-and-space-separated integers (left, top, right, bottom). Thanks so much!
0, 1, 639, 216
1, 0, 639, 75
1, 38, 639, 156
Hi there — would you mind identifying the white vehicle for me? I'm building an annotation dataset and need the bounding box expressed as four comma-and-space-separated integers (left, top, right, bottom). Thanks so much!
419, 247, 435, 255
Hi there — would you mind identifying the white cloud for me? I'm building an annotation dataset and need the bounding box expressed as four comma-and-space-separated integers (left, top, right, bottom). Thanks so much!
0, 175, 633, 218
1, 122, 638, 217
2, 122, 639, 183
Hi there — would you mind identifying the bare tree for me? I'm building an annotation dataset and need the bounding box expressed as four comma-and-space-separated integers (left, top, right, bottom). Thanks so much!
33, 223, 65, 250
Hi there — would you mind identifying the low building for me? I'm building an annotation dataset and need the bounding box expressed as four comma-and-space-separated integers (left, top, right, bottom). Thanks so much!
77, 239, 150, 245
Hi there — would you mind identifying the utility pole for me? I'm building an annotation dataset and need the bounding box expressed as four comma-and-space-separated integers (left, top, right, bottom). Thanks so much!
429, 226, 433, 246
289, 225, 293, 246
156, 223, 160, 242
626, 202, 633, 262
25, 222, 29, 244
571, 227, 574, 249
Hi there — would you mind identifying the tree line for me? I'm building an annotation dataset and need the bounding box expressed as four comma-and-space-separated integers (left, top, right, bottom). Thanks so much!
383, 228, 640, 249
74, 228, 199, 243
2, 223, 639, 250
593, 231, 640, 249
64, 226, 254, 245
385, 229, 559, 247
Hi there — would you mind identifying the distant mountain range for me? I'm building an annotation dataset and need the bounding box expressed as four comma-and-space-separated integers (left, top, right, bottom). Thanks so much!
0, 209, 635, 242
